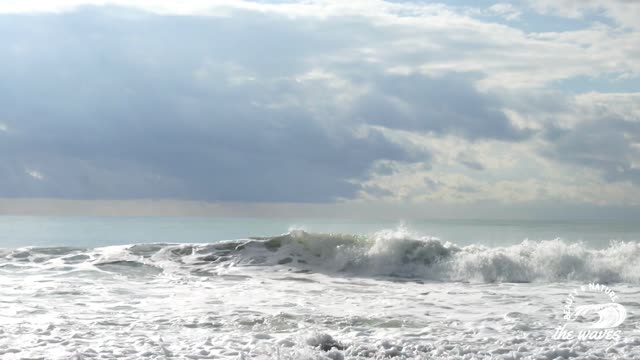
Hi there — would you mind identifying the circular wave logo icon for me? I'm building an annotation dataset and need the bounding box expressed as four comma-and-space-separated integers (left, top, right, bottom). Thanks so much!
574, 303, 627, 329
553, 283, 627, 342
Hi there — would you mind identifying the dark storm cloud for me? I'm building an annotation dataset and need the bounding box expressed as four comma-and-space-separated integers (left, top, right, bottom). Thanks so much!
0, 6, 530, 202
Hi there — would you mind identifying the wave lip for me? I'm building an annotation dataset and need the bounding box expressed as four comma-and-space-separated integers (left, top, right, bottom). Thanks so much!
2, 228, 640, 283
243, 229, 640, 283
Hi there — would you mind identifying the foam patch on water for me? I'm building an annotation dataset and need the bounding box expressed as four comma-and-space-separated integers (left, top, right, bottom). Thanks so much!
2, 228, 640, 359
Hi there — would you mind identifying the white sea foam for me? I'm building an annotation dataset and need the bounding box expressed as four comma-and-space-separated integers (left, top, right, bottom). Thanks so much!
1, 228, 640, 359
3, 228, 640, 283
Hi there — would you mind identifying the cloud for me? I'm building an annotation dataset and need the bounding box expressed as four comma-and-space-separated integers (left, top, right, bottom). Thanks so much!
540, 93, 640, 185
0, 7, 430, 202
0, 2, 639, 208
457, 153, 485, 171
350, 72, 532, 140
26, 169, 44, 180
528, 0, 640, 29
488, 3, 522, 21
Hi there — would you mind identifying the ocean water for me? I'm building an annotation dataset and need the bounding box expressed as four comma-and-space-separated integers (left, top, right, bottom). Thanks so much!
1, 216, 639, 359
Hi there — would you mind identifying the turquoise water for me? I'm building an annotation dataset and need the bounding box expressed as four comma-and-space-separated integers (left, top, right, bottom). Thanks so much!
1, 216, 638, 248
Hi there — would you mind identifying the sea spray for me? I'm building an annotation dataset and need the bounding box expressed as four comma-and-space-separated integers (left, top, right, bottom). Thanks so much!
3, 229, 640, 283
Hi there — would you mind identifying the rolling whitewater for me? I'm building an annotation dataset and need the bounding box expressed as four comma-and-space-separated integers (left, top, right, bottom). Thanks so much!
1, 217, 639, 359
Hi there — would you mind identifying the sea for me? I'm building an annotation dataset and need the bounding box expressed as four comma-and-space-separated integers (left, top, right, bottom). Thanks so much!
1, 216, 639, 359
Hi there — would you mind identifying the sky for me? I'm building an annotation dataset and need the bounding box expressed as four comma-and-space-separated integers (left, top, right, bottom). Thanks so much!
0, 0, 639, 218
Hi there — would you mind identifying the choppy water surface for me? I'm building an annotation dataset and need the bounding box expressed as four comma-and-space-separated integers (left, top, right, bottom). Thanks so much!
1, 218, 640, 359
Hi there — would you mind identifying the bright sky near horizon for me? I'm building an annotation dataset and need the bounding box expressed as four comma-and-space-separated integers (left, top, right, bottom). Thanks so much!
1, 0, 639, 216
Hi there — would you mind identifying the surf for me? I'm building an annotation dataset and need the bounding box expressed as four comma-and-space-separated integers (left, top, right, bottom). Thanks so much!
2, 228, 640, 283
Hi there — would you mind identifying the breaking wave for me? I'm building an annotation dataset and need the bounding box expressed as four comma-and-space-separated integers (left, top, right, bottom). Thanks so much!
2, 228, 640, 283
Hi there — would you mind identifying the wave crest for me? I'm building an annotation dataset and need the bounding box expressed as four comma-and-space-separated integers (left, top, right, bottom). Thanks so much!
2, 228, 640, 283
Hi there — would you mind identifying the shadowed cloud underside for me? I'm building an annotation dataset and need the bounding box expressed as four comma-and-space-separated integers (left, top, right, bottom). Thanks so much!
0, 0, 639, 210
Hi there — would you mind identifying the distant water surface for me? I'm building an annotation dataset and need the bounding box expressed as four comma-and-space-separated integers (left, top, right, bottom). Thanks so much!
1, 216, 639, 248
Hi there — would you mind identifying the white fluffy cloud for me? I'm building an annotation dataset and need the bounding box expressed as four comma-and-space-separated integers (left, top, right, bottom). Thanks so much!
529, 0, 640, 29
